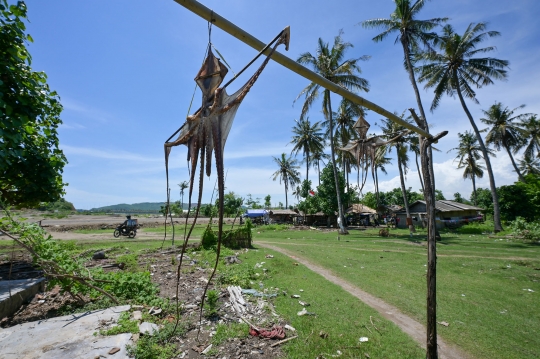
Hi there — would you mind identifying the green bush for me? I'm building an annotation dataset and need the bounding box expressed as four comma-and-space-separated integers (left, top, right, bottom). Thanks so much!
201, 225, 217, 249
509, 217, 540, 242
204, 289, 219, 317
216, 264, 256, 288
126, 322, 185, 359
454, 221, 494, 235
101, 311, 139, 335
92, 270, 162, 305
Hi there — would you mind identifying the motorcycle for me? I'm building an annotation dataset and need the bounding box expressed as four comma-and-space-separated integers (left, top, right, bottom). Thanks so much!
113, 225, 137, 238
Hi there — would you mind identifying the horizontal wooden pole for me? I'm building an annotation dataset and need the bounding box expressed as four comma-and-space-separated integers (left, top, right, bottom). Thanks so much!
173, 0, 432, 138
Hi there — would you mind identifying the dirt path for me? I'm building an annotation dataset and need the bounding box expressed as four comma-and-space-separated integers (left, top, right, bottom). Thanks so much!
258, 242, 470, 359
260, 241, 536, 261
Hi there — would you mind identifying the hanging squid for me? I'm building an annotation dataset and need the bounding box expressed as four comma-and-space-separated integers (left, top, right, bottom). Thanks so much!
164, 26, 290, 333
338, 116, 406, 208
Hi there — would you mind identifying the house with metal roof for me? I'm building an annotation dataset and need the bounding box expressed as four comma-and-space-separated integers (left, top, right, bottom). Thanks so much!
395, 200, 484, 229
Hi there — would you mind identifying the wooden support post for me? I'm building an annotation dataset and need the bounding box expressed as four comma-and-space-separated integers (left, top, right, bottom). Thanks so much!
172, 0, 431, 138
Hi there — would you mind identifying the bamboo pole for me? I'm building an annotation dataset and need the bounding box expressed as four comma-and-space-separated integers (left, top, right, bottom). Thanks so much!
172, 0, 432, 138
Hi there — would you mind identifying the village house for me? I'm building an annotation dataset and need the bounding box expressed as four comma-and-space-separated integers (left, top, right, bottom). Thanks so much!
395, 200, 484, 229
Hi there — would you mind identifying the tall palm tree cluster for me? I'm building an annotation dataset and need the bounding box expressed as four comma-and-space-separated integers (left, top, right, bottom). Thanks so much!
274, 1, 540, 233
269, 1, 540, 358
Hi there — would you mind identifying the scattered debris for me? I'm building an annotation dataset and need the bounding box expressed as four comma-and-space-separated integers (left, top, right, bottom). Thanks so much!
359, 337, 369, 342
523, 288, 535, 292
139, 322, 159, 335
438, 321, 450, 327
108, 347, 120, 355
92, 251, 106, 260
291, 294, 301, 298
319, 330, 328, 339
225, 255, 241, 264
148, 307, 162, 315
284, 324, 296, 332
249, 325, 285, 339
265, 254, 274, 258
299, 301, 310, 306
132, 310, 142, 320
297, 308, 316, 316
242, 288, 277, 298
270, 335, 298, 348
201, 344, 213, 354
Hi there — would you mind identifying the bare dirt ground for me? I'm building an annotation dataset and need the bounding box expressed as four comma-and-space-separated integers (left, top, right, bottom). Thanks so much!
1, 248, 286, 359
257, 242, 470, 359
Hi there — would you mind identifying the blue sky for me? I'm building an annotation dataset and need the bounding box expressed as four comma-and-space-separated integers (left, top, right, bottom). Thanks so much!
23, 0, 540, 209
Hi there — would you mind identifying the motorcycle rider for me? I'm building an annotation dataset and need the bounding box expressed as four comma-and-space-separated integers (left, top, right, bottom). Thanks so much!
119, 215, 133, 234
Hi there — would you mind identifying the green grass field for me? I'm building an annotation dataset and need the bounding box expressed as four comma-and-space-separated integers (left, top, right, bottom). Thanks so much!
2, 222, 538, 358
253, 226, 540, 359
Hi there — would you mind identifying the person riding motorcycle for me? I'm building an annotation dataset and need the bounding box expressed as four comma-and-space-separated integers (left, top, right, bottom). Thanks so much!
114, 215, 137, 238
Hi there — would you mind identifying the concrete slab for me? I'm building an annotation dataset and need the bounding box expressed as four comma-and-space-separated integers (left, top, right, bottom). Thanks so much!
0, 278, 45, 319
0, 305, 133, 359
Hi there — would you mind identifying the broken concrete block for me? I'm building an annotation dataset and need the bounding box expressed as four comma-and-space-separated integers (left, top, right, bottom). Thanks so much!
139, 322, 159, 336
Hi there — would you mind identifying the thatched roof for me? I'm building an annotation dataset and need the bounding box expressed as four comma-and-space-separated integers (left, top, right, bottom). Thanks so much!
347, 204, 376, 214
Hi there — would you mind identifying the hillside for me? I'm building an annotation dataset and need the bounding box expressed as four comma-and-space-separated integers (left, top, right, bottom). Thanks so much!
88, 202, 189, 213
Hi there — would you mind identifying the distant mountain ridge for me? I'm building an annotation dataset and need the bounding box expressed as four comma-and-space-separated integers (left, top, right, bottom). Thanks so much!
89, 202, 189, 212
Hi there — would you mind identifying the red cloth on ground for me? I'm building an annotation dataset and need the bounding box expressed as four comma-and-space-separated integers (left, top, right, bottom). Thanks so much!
249, 325, 285, 339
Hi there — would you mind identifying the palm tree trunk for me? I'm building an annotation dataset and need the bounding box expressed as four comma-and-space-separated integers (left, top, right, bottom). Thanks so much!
401, 39, 436, 199
317, 160, 321, 186
472, 173, 477, 206
504, 145, 526, 182
326, 91, 348, 234
284, 180, 288, 208
455, 78, 503, 232
306, 150, 310, 182
415, 152, 425, 193
397, 148, 413, 232
375, 166, 380, 208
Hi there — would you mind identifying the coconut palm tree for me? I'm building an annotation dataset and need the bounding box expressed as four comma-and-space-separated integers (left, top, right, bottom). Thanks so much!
289, 118, 325, 182
363, 0, 447, 210
332, 99, 364, 188
373, 147, 392, 208
178, 181, 189, 211
449, 131, 493, 206
519, 114, 540, 159
417, 22, 508, 232
379, 116, 415, 232
311, 149, 330, 187
518, 155, 540, 177
295, 32, 369, 234
481, 102, 529, 182
271, 153, 300, 209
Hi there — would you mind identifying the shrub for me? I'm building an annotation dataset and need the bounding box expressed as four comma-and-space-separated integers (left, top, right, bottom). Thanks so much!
204, 289, 219, 317
216, 264, 256, 288
509, 217, 540, 242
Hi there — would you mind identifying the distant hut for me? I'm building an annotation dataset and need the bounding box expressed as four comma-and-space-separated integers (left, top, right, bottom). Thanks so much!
347, 204, 377, 226
268, 209, 298, 224
395, 200, 484, 229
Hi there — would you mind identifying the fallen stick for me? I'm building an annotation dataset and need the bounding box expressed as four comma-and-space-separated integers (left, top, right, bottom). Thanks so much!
270, 335, 298, 347
370, 316, 381, 335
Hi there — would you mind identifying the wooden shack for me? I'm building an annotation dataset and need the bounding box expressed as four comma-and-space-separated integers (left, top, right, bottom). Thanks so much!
395, 200, 484, 229
347, 204, 377, 226
268, 209, 298, 224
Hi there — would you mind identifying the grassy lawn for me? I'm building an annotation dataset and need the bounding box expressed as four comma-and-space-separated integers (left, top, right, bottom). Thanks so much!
253, 226, 540, 359
238, 245, 425, 358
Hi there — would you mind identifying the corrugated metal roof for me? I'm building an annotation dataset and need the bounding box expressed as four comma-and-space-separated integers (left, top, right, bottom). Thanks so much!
401, 200, 484, 213
438, 200, 484, 211
269, 209, 298, 215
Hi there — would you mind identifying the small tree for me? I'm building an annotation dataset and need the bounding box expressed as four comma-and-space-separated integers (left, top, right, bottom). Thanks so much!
317, 164, 351, 223
1, 1, 67, 207
264, 195, 271, 208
